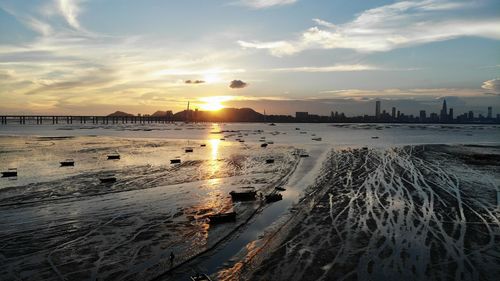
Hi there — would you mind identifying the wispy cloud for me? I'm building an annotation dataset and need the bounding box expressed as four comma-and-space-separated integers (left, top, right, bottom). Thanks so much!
239, 0, 500, 55
55, 0, 84, 30
238, 0, 297, 9
265, 64, 378, 72
481, 78, 500, 95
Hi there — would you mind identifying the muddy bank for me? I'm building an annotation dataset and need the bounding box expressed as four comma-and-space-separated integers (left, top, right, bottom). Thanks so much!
229, 144, 500, 281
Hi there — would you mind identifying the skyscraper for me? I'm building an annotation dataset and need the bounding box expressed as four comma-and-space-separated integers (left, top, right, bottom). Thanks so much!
449, 108, 454, 121
392, 107, 396, 119
420, 110, 426, 122
375, 101, 381, 119
440, 99, 448, 122
488, 106, 492, 119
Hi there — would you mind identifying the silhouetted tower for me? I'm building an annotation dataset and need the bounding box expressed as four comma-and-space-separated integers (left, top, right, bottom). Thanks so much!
440, 99, 448, 122
419, 110, 426, 122
488, 106, 492, 119
375, 101, 381, 119
449, 108, 454, 121
468, 110, 474, 120
391, 107, 396, 119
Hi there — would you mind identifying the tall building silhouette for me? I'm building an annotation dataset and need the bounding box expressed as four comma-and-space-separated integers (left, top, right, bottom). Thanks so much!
375, 101, 381, 119
440, 99, 448, 122
488, 106, 492, 119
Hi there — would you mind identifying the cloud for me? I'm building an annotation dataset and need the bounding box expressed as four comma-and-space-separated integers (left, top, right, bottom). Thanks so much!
238, 0, 297, 9
229, 80, 248, 89
239, 0, 500, 55
481, 78, 500, 94
185, 79, 205, 84
56, 0, 84, 30
266, 64, 379, 72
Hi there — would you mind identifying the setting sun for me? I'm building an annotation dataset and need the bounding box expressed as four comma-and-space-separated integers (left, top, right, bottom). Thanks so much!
199, 96, 233, 111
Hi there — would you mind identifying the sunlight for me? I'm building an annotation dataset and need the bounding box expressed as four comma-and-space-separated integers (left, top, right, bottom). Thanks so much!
199, 96, 233, 111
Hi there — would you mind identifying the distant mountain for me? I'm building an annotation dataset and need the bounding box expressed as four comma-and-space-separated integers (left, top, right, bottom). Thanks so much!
173, 107, 265, 122
151, 110, 173, 117
107, 111, 135, 117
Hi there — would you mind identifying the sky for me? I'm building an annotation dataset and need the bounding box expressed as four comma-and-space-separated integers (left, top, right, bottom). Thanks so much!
0, 0, 499, 116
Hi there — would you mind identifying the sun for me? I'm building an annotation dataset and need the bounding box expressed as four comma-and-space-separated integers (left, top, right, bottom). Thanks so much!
199, 96, 232, 111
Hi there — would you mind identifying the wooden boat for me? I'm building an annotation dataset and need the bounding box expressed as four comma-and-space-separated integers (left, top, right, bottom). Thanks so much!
191, 274, 212, 281
266, 159, 275, 164
275, 187, 286, 191
229, 188, 257, 201
99, 175, 116, 183
261, 143, 268, 148
239, 139, 245, 143
60, 159, 75, 167
107, 154, 120, 160
265, 193, 283, 203
371, 136, 379, 139
1, 168, 17, 177
299, 153, 309, 158
200, 144, 206, 147
170, 159, 181, 164
267, 141, 274, 144
185, 147, 194, 153
312, 137, 322, 141
208, 211, 236, 224
295, 128, 300, 130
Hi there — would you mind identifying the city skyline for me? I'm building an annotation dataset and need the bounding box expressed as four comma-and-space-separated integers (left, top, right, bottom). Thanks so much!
0, 0, 499, 115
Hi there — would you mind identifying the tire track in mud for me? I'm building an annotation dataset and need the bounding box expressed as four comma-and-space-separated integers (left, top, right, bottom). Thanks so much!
250, 145, 500, 281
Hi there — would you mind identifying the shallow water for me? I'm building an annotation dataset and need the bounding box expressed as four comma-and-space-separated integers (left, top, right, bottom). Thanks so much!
1, 123, 499, 281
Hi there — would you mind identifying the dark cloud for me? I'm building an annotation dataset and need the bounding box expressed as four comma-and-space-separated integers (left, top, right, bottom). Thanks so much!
229, 80, 248, 89
185, 79, 205, 84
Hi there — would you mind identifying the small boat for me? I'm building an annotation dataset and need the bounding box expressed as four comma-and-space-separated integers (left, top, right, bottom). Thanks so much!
300, 131, 307, 134
269, 123, 276, 126
1, 168, 17, 178
60, 159, 75, 167
299, 154, 309, 158
170, 159, 181, 164
295, 128, 300, 130
371, 136, 379, 139
260, 137, 266, 139
312, 137, 322, 141
229, 188, 257, 201
267, 141, 274, 144
107, 153, 120, 160
239, 139, 245, 143
208, 211, 236, 224
99, 175, 116, 183
265, 193, 283, 203
200, 144, 206, 147
275, 187, 286, 191
220, 138, 225, 141
261, 143, 268, 148
191, 274, 212, 281
185, 147, 194, 153
266, 159, 275, 164
259, 139, 266, 142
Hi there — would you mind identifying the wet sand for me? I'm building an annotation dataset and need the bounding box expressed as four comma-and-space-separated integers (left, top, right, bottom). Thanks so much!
226, 144, 500, 281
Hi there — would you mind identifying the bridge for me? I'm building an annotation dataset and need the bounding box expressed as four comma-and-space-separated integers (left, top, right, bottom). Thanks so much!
0, 115, 174, 125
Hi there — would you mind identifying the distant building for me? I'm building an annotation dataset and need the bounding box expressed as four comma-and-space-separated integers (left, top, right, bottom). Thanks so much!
391, 107, 396, 119
488, 106, 492, 119
440, 99, 448, 122
468, 111, 474, 120
295, 112, 309, 122
419, 110, 426, 122
375, 101, 381, 119
449, 108, 454, 121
